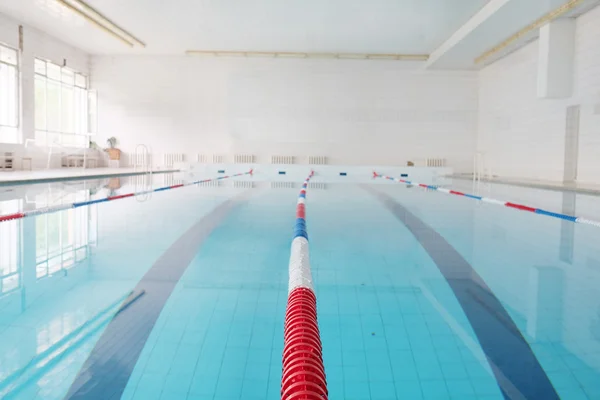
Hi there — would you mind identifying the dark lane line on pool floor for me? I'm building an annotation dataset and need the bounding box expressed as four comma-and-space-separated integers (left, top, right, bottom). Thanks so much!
364, 186, 559, 400
64, 190, 255, 400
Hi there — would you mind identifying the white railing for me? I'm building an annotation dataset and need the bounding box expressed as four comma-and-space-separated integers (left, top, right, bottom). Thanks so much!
308, 156, 327, 165
426, 158, 447, 167
271, 182, 296, 189
271, 155, 295, 164
24, 138, 95, 170
234, 154, 255, 164
133, 144, 152, 173
163, 153, 184, 168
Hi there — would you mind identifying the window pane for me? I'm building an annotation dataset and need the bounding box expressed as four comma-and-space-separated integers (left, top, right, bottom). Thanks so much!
35, 77, 47, 130
76, 134, 87, 148
35, 130, 47, 147
61, 85, 74, 133
0, 63, 18, 130
0, 45, 17, 66
74, 87, 87, 135
35, 59, 46, 76
46, 80, 61, 132
7, 64, 17, 126
61, 68, 74, 85
47, 62, 61, 81
88, 90, 97, 134
75, 73, 87, 88
47, 132, 60, 146
62, 133, 75, 146
0, 63, 8, 126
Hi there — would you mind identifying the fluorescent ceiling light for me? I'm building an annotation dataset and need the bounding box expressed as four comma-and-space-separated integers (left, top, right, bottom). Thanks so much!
337, 53, 367, 59
186, 50, 429, 61
57, 0, 145, 48
275, 52, 308, 58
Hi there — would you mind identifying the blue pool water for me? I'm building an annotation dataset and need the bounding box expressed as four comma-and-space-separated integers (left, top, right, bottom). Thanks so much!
1, 173, 600, 399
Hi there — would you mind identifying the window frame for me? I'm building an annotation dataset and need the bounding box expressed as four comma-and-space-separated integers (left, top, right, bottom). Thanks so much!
34, 58, 91, 148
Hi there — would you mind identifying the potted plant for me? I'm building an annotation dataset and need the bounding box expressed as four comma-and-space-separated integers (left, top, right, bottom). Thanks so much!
104, 137, 121, 161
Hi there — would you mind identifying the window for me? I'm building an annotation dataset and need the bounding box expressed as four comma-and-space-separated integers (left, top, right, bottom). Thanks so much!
0, 44, 19, 144
35, 59, 90, 148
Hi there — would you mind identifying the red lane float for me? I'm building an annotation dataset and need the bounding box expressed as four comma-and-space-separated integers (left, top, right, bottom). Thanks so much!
281, 171, 327, 400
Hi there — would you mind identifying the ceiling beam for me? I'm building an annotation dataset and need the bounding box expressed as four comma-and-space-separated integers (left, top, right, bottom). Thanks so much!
424, 0, 512, 69
475, 0, 584, 64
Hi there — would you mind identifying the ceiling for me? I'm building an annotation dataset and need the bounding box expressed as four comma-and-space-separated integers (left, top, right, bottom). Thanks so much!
0, 0, 491, 55
0, 0, 598, 69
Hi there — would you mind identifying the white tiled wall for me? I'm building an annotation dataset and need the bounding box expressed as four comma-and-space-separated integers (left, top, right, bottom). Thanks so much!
91, 57, 478, 171
478, 6, 600, 183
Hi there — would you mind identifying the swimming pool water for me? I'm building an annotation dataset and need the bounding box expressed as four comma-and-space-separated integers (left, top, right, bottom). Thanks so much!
1, 174, 600, 399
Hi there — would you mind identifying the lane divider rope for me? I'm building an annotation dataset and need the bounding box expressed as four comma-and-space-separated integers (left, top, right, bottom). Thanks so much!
0, 169, 253, 224
281, 171, 328, 400
373, 171, 600, 228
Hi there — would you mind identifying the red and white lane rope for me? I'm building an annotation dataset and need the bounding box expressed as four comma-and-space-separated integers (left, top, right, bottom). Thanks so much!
373, 171, 600, 228
0, 170, 253, 224
281, 171, 328, 400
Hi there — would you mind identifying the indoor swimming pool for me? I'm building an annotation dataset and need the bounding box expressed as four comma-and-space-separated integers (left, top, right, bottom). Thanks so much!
1, 172, 600, 400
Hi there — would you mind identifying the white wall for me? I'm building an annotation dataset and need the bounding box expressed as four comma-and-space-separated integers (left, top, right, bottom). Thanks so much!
478, 7, 600, 183
0, 12, 90, 169
91, 56, 478, 171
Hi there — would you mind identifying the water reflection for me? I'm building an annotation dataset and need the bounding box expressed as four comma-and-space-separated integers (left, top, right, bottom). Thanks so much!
0, 180, 102, 305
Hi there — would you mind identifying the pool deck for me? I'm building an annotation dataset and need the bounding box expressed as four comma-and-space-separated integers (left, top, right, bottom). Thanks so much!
0, 167, 179, 186
450, 174, 600, 196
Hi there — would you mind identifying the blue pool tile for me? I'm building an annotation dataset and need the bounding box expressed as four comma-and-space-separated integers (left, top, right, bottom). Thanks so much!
343, 349, 367, 366
445, 379, 475, 397
344, 381, 372, 400
370, 381, 396, 399
344, 365, 369, 382
162, 373, 194, 395
132, 387, 162, 400
214, 379, 243, 398
556, 386, 592, 400
391, 361, 419, 381
188, 375, 218, 396
241, 379, 268, 399
244, 362, 270, 381
160, 390, 188, 400
396, 379, 424, 399
327, 381, 345, 399
547, 371, 582, 390
137, 373, 165, 394
266, 381, 280, 398
440, 362, 469, 379
421, 380, 449, 399
470, 377, 502, 397
415, 361, 444, 380
367, 362, 394, 382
